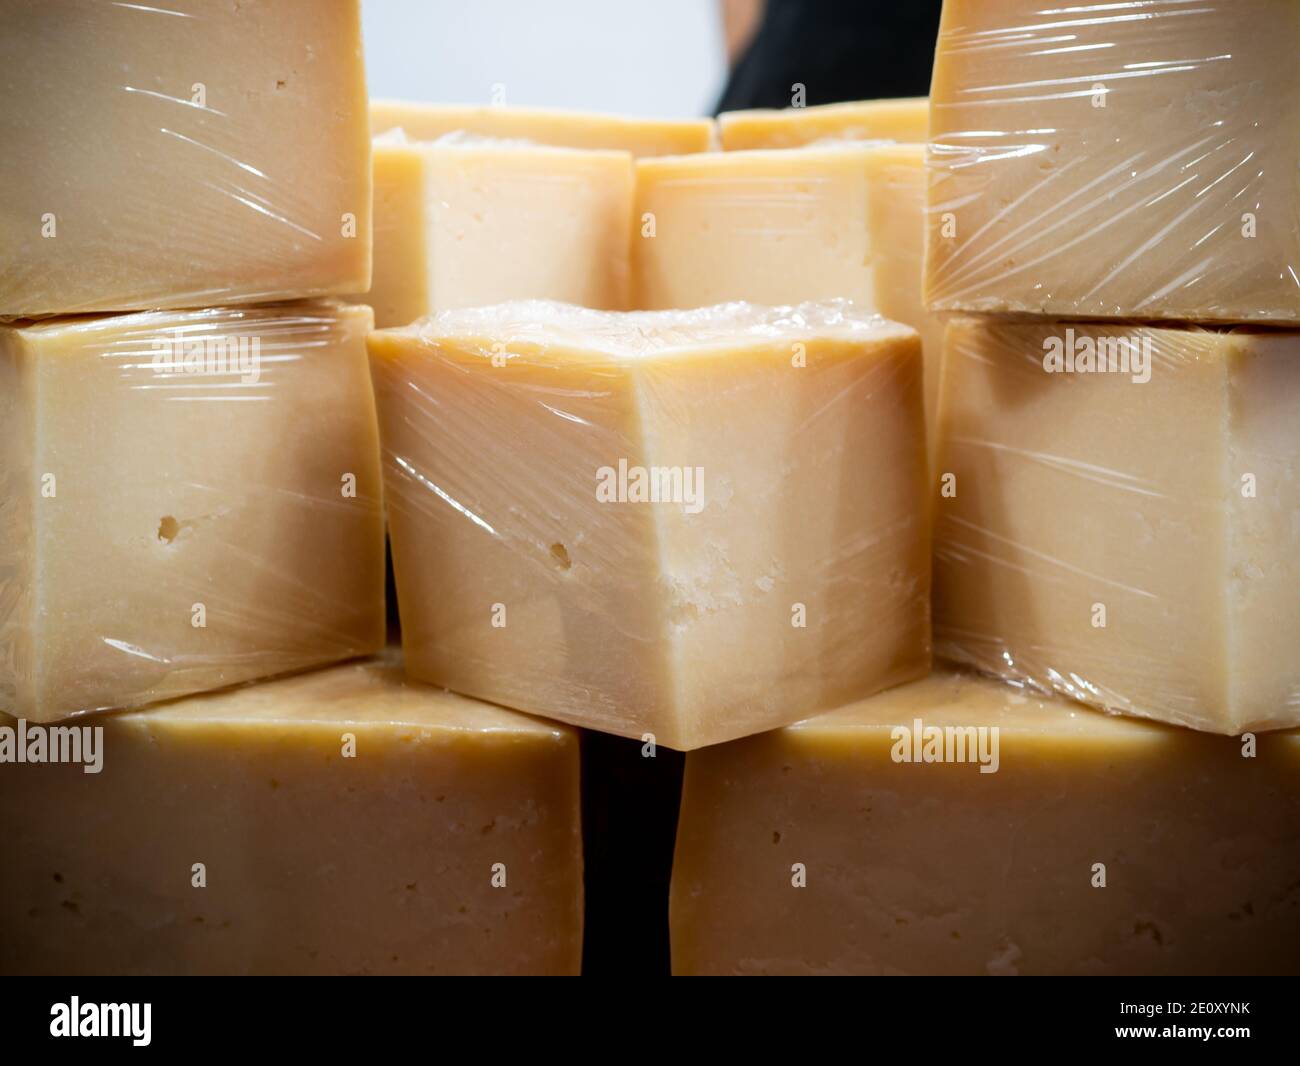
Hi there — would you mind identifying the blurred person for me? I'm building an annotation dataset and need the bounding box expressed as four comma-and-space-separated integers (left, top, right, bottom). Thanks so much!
717, 0, 942, 112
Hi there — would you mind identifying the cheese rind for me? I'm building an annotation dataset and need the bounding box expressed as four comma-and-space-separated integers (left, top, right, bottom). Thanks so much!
370, 100, 714, 157
633, 147, 876, 310
0, 0, 371, 315
365, 138, 633, 328
718, 98, 928, 151
0, 303, 386, 722
0, 655, 583, 976
925, 0, 1300, 323
369, 300, 931, 750
671, 669, 1300, 975
932, 318, 1300, 733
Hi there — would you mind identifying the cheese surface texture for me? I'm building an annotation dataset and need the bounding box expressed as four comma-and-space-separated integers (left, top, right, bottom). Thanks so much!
0, 303, 385, 722
863, 144, 944, 459
365, 136, 632, 329
634, 144, 944, 455
0, 0, 371, 316
672, 669, 1300, 975
0, 655, 583, 976
933, 318, 1300, 734
926, 0, 1300, 323
718, 98, 928, 150
370, 100, 714, 157
634, 146, 876, 310
369, 300, 931, 750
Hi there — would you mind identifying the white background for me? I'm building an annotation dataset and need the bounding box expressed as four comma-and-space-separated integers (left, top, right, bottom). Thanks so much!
362, 0, 727, 117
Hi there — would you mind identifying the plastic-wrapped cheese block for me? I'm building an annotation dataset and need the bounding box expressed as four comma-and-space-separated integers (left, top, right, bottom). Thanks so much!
365, 134, 633, 329
933, 318, 1300, 734
0, 303, 385, 723
926, 0, 1300, 323
671, 669, 1300, 976
370, 100, 714, 156
634, 146, 878, 311
369, 300, 931, 750
717, 97, 928, 150
0, 0, 371, 317
0, 654, 583, 976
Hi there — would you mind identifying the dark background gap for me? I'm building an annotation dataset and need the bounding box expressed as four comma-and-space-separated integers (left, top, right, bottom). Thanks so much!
580, 731, 686, 976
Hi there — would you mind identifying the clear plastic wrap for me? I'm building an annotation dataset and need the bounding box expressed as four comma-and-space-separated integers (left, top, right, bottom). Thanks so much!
368, 299, 932, 751
0, 302, 385, 722
925, 0, 1300, 323
932, 316, 1300, 734
0, 0, 371, 316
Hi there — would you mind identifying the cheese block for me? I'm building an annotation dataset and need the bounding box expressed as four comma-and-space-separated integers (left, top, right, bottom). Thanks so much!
634, 144, 944, 456
0, 654, 583, 976
371, 100, 714, 157
0, 303, 385, 722
718, 97, 928, 150
926, 0, 1300, 323
369, 300, 931, 750
933, 318, 1300, 734
863, 144, 945, 461
365, 135, 633, 329
672, 669, 1300, 975
0, 0, 371, 316
634, 146, 877, 310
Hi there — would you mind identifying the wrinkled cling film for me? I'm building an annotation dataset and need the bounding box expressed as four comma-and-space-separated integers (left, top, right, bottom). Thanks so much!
925, 0, 1300, 323
368, 299, 933, 750
932, 316, 1300, 734
0, 0, 371, 317
0, 302, 386, 722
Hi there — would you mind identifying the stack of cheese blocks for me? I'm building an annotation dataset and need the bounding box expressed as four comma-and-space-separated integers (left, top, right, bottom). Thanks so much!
2, 0, 1296, 977
674, 2, 1300, 976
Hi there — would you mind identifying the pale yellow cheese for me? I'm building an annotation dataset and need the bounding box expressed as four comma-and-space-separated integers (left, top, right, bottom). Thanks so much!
672, 668, 1300, 975
633, 146, 876, 310
863, 143, 945, 461
718, 97, 928, 151
371, 100, 714, 157
0, 303, 386, 722
634, 144, 945, 457
933, 318, 1300, 734
0, 654, 583, 976
367, 141, 432, 331
926, 0, 1300, 323
0, 0, 371, 316
365, 137, 633, 329
369, 300, 931, 750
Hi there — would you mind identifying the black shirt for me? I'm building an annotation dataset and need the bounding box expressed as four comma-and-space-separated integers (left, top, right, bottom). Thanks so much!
717, 0, 943, 113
